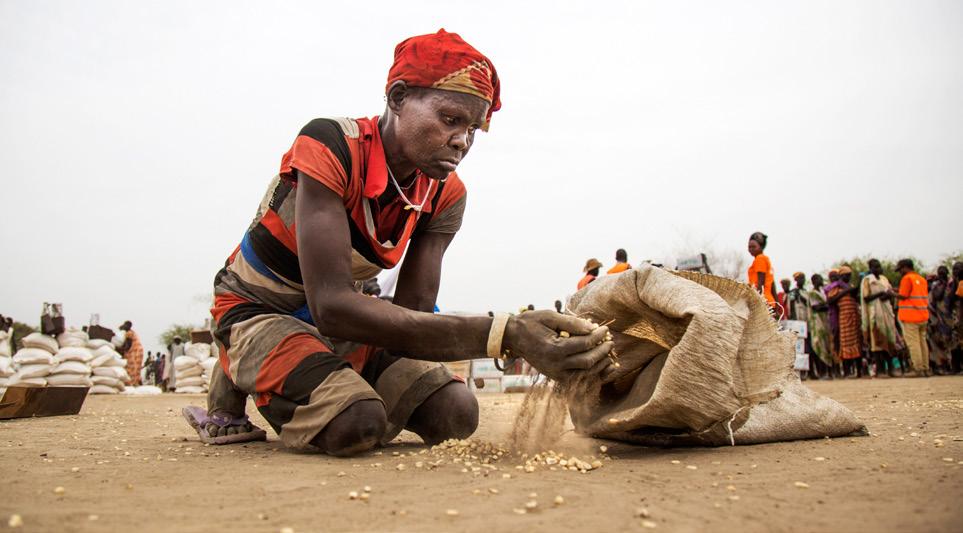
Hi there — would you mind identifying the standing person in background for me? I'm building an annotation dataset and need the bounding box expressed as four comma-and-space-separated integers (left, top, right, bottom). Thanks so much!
825, 269, 841, 362
606, 249, 632, 275
827, 266, 862, 377
143, 352, 154, 385
154, 350, 166, 389
746, 232, 776, 311
896, 259, 931, 377
788, 273, 814, 377
948, 262, 963, 373
554, 300, 563, 314
119, 321, 143, 386
928, 265, 955, 373
860, 259, 902, 377
777, 278, 791, 321
578, 258, 602, 290
165, 336, 185, 392
808, 273, 835, 378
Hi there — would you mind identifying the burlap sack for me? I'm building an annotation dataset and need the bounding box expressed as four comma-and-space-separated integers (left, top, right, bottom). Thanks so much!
566, 264, 866, 446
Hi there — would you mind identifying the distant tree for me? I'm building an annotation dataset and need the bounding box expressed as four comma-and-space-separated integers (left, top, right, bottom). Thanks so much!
938, 250, 963, 269
670, 233, 747, 280
832, 255, 923, 287
11, 322, 37, 351
159, 323, 197, 348
705, 248, 748, 280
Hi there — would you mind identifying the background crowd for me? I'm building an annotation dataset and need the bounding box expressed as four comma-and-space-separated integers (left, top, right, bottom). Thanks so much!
577, 236, 963, 380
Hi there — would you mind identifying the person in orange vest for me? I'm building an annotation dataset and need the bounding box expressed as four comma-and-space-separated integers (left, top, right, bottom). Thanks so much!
606, 249, 632, 274
578, 258, 603, 290
896, 258, 931, 377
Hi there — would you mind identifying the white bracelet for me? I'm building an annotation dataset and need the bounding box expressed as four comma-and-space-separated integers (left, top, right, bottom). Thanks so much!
487, 313, 511, 359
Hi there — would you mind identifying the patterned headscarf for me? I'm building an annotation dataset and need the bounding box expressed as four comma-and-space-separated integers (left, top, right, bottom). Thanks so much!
386, 29, 501, 131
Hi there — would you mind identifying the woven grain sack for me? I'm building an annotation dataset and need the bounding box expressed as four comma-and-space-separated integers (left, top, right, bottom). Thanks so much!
175, 385, 206, 394
89, 384, 120, 394
565, 265, 865, 446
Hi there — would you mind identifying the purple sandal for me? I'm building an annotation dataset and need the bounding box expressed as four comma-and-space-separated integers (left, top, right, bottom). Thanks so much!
182, 405, 267, 445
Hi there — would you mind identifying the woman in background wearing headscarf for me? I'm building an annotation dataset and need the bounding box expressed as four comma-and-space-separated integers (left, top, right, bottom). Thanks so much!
119, 321, 143, 386
746, 232, 777, 312
860, 259, 902, 377
808, 273, 835, 378
826, 266, 862, 377
928, 265, 956, 374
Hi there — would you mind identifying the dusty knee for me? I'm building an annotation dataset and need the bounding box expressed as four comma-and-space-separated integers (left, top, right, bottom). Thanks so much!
409, 382, 479, 444
312, 399, 386, 457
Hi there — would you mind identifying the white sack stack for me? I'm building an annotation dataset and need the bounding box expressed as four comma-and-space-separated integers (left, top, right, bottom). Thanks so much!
175, 342, 211, 393
88, 344, 129, 394
9, 334, 58, 387
48, 345, 93, 387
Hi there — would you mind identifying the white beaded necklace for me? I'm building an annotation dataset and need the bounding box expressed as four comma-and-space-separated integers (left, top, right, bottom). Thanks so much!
386, 164, 432, 212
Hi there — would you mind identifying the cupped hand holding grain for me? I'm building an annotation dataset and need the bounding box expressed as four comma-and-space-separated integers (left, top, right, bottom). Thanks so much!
503, 311, 613, 380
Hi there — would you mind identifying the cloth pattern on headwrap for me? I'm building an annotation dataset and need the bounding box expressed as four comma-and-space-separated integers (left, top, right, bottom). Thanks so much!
387, 29, 501, 130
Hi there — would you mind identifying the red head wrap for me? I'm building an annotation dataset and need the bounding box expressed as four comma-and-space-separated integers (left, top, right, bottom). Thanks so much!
386, 29, 501, 131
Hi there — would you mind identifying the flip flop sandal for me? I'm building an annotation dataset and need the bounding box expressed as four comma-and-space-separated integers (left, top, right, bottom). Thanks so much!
182, 405, 267, 445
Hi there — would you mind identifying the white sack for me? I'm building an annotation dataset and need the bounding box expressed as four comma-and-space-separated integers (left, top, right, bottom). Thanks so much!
57, 329, 89, 347
92, 366, 129, 380
23, 333, 59, 354
55, 346, 93, 363
14, 364, 52, 379
176, 375, 205, 388
91, 376, 125, 388
0, 357, 13, 377
185, 343, 211, 360
7, 375, 47, 387
94, 345, 119, 358
51, 361, 91, 375
46, 374, 93, 387
89, 384, 120, 394
176, 365, 203, 379
87, 338, 112, 350
174, 356, 198, 370
14, 348, 55, 365
175, 385, 206, 394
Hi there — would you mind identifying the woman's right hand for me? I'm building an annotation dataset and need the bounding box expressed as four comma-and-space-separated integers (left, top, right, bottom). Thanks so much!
501, 311, 613, 381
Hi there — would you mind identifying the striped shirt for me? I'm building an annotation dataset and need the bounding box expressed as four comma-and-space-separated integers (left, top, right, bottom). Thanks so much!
212, 116, 467, 326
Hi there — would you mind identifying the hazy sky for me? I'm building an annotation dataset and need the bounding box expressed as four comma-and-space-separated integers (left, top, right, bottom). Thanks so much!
2, 1, 961, 351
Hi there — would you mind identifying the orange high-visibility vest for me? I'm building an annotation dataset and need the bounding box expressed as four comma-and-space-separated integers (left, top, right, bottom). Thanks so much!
897, 271, 929, 323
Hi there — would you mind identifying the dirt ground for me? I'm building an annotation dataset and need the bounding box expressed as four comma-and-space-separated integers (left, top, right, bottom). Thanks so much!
1, 376, 961, 533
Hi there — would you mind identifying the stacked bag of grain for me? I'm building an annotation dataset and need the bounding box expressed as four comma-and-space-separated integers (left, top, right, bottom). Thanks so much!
8, 333, 59, 387
174, 342, 211, 393
88, 344, 129, 394
0, 328, 12, 396
45, 328, 93, 388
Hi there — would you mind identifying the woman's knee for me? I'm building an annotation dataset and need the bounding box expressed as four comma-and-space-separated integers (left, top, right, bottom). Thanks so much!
312, 399, 387, 457
410, 382, 479, 444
